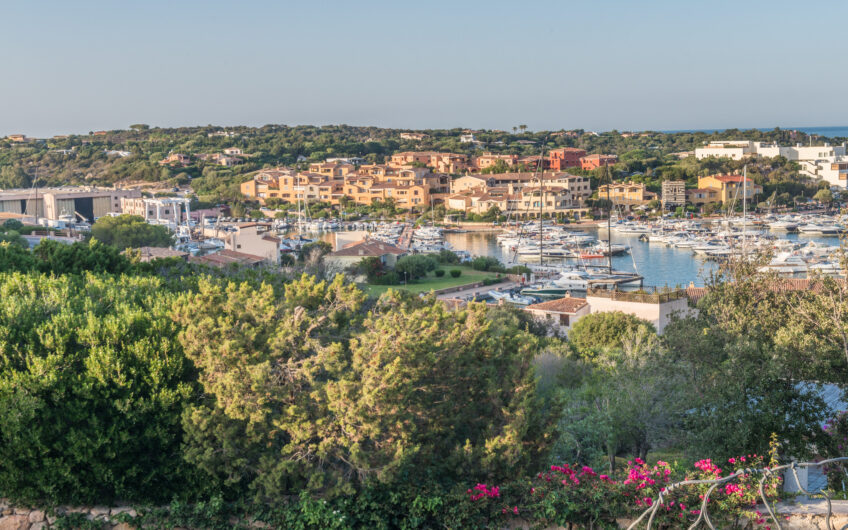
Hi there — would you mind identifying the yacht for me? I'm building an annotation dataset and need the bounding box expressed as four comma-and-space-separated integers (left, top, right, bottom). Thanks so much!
487, 290, 537, 305
758, 252, 808, 274
798, 223, 842, 235
767, 220, 799, 232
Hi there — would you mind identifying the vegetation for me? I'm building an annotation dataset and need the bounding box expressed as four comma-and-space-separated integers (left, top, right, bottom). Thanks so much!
0, 229, 846, 526
91, 214, 173, 250
0, 125, 835, 209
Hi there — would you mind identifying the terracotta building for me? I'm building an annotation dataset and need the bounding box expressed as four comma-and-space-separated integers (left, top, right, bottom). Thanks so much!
548, 147, 587, 170
579, 153, 618, 170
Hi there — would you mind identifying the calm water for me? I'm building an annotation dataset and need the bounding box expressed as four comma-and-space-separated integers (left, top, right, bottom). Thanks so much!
444, 228, 841, 288
661, 126, 848, 138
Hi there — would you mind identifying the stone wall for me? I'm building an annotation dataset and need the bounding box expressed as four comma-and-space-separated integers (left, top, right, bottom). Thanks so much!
1, 498, 846, 529
0, 499, 136, 529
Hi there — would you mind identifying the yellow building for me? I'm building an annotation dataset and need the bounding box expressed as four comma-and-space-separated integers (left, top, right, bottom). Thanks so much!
597, 182, 657, 205
697, 174, 762, 203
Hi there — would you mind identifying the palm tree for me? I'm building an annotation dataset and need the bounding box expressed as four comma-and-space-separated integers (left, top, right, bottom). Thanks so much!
519, 124, 528, 134
512, 126, 518, 135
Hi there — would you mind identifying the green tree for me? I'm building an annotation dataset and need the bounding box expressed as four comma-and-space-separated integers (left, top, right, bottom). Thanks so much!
394, 254, 438, 280
814, 188, 833, 205
91, 214, 174, 250
0, 273, 198, 504
568, 311, 656, 355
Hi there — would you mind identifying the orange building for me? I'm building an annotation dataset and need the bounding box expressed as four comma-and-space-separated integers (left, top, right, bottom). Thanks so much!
389, 151, 470, 174
308, 161, 356, 180
473, 153, 518, 171
580, 153, 618, 170
548, 147, 586, 170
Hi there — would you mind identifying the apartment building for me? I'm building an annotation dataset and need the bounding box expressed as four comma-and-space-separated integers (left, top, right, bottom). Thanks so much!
695, 140, 847, 162
473, 153, 518, 171
661, 180, 687, 207
697, 174, 762, 203
580, 153, 618, 170
597, 182, 657, 205
223, 223, 281, 265
308, 161, 356, 180
242, 164, 437, 209
686, 188, 722, 208
389, 151, 471, 173
548, 147, 586, 170
120, 197, 191, 226
800, 158, 848, 187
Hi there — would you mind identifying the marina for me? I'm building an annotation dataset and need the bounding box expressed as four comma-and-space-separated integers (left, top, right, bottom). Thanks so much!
260, 209, 844, 306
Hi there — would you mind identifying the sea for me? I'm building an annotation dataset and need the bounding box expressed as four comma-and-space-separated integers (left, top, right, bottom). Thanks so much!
661, 126, 848, 138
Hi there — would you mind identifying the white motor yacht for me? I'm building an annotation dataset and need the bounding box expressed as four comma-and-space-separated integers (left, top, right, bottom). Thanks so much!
758, 252, 808, 274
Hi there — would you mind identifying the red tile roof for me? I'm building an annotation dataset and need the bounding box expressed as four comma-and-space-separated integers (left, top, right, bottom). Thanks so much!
329, 240, 406, 257
190, 249, 266, 268
524, 296, 588, 314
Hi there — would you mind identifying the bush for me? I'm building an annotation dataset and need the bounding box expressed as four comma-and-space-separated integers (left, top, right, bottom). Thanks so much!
368, 271, 399, 285
470, 256, 504, 272
395, 254, 439, 280
568, 311, 656, 354
506, 265, 532, 275
91, 214, 174, 250
0, 273, 198, 504
434, 269, 446, 277
449, 269, 461, 278
437, 249, 460, 264
482, 277, 502, 286
2, 219, 23, 231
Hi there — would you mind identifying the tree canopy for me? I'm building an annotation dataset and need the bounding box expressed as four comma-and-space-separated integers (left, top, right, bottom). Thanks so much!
91, 214, 173, 250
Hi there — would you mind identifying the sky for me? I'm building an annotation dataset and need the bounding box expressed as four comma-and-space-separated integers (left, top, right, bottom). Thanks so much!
2, 0, 848, 137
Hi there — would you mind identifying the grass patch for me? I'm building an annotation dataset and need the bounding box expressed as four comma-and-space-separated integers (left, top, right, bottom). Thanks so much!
360, 265, 502, 297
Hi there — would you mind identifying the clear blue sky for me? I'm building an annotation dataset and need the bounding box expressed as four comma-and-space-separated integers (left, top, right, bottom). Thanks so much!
3, 0, 847, 137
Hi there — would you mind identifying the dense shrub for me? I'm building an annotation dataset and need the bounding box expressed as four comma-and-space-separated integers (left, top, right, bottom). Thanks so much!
506, 265, 531, 275
437, 249, 460, 264
91, 214, 174, 250
470, 256, 503, 272
175, 282, 549, 500
482, 277, 502, 286
449, 269, 462, 278
568, 311, 656, 353
394, 254, 438, 280
434, 269, 446, 277
0, 273, 198, 504
369, 271, 399, 285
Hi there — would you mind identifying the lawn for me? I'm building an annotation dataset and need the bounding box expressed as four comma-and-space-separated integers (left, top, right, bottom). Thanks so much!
360, 265, 502, 297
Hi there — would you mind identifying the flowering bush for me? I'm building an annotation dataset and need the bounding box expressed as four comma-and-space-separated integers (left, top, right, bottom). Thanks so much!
619, 453, 781, 527
462, 438, 784, 528
521, 464, 625, 528
817, 410, 848, 496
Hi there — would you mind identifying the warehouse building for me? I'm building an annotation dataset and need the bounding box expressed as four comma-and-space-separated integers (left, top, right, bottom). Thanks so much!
0, 187, 141, 222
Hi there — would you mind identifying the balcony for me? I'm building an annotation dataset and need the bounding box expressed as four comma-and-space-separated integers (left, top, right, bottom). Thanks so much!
586, 286, 686, 303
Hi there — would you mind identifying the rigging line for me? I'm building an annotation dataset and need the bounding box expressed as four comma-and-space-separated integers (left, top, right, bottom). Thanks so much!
510, 135, 551, 264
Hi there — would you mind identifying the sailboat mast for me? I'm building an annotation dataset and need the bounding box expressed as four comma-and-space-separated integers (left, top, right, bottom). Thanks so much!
742, 165, 747, 257
539, 177, 543, 266
606, 165, 613, 274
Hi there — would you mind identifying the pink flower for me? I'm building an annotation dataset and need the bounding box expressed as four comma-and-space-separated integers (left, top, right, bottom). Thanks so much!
728, 457, 736, 464
513, 506, 519, 515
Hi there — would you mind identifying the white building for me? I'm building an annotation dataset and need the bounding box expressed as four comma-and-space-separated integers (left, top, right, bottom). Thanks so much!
695, 140, 754, 160
120, 197, 191, 228
799, 157, 848, 187
696, 140, 846, 162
